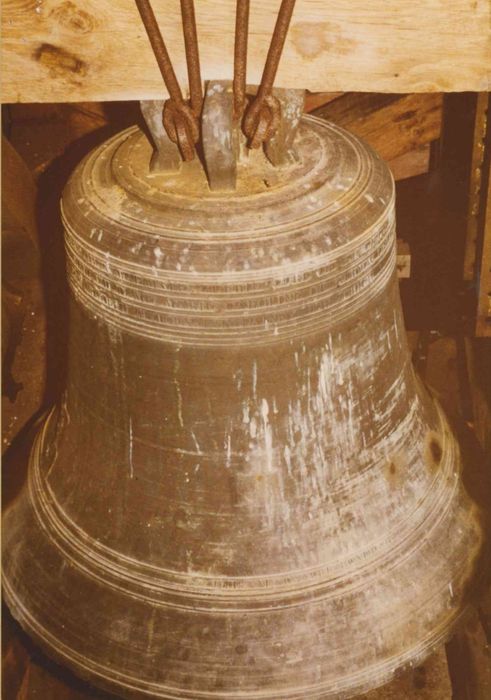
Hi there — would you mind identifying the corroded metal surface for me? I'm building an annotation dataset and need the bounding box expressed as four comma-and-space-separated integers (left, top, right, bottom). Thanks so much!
201, 80, 238, 191
233, 0, 250, 120
180, 0, 203, 117
264, 87, 304, 166
2, 116, 485, 700
243, 0, 297, 148
134, 0, 200, 161
139, 99, 181, 173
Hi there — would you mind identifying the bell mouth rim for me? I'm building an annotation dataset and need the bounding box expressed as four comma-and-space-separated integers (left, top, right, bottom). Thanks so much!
1, 571, 472, 700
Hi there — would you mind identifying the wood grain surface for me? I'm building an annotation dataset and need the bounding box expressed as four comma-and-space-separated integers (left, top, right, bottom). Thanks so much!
312, 92, 443, 163
476, 147, 491, 336
2, 0, 490, 104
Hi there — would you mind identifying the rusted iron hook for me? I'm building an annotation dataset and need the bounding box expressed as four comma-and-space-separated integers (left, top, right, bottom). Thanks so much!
240, 0, 297, 148
135, 0, 202, 161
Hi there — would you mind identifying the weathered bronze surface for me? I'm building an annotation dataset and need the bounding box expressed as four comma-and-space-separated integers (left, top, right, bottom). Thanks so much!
2, 116, 485, 699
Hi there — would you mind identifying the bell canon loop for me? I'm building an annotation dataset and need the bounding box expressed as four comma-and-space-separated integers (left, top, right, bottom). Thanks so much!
2, 115, 485, 699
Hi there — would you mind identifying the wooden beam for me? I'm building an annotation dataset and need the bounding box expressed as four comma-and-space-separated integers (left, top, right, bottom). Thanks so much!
1, 136, 37, 243
312, 92, 442, 164
2, 1, 489, 104
305, 92, 344, 112
464, 337, 491, 455
463, 93, 489, 282
388, 145, 430, 182
476, 154, 491, 337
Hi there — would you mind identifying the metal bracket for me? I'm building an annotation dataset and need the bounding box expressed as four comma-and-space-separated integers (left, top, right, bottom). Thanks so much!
201, 80, 239, 192
141, 85, 305, 188
140, 100, 181, 173
264, 88, 305, 167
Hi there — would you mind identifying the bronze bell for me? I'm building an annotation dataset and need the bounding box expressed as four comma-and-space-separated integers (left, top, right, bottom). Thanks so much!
2, 112, 485, 699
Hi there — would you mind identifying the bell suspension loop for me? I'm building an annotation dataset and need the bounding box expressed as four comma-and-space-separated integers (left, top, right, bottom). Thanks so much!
135, 0, 202, 161
137, 0, 300, 183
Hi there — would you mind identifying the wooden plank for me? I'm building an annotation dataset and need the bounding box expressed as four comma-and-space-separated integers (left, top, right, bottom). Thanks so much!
464, 337, 491, 457
305, 92, 344, 112
396, 239, 411, 278
476, 146, 491, 337
2, 0, 489, 104
463, 93, 489, 282
313, 92, 442, 163
2, 136, 37, 243
5, 103, 108, 176
6, 101, 140, 176
388, 145, 430, 182
314, 93, 405, 125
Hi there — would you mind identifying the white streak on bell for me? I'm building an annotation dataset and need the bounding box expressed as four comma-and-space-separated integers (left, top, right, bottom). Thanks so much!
225, 435, 232, 469
261, 399, 273, 473
242, 403, 250, 424
128, 416, 134, 479
252, 361, 257, 398
191, 431, 201, 454
284, 445, 292, 477
249, 417, 257, 439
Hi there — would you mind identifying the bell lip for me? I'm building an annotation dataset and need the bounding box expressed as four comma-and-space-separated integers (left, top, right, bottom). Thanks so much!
2, 403, 489, 700
0, 572, 473, 700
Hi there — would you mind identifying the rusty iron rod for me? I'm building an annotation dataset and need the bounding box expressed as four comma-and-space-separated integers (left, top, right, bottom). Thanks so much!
134, 0, 184, 106
233, 0, 250, 119
135, 0, 200, 160
180, 0, 203, 116
241, 0, 297, 147
256, 0, 296, 101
